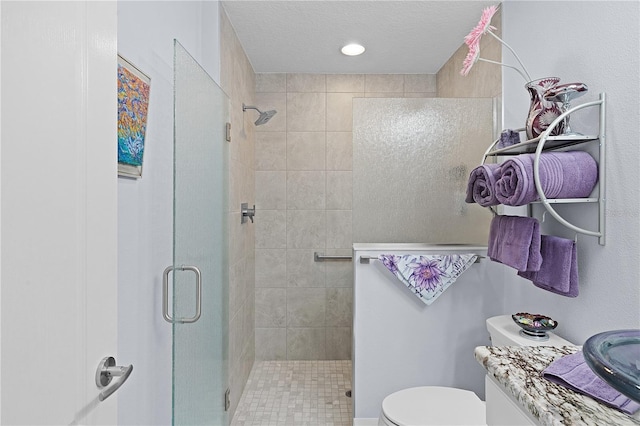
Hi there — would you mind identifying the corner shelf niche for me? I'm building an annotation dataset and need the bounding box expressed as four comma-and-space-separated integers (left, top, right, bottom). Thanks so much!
482, 93, 606, 245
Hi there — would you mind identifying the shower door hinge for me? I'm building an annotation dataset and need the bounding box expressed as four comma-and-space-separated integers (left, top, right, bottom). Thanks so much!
225, 122, 231, 142
224, 388, 231, 411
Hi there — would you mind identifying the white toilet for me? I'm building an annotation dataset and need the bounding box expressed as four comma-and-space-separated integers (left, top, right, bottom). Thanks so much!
377, 314, 573, 426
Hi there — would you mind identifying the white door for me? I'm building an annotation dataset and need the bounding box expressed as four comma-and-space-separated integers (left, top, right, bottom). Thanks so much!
1, 2, 119, 424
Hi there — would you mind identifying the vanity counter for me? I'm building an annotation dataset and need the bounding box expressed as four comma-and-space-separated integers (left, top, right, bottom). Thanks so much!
475, 345, 640, 426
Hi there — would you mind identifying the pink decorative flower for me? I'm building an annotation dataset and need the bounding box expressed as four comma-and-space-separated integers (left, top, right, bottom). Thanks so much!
460, 4, 532, 82
461, 44, 479, 76
464, 5, 497, 51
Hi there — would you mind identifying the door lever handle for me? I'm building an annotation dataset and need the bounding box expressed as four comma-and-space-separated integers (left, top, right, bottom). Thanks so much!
95, 356, 133, 401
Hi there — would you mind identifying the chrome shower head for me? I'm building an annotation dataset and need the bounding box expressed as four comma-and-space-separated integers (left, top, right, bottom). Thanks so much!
242, 103, 277, 126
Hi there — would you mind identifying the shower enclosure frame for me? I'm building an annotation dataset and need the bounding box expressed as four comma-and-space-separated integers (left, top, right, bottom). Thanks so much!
169, 39, 230, 425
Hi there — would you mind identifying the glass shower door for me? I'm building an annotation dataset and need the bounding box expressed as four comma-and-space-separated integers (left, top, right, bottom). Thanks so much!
172, 40, 229, 425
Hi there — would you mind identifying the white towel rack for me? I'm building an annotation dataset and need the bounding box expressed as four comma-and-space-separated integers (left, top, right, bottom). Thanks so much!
482, 93, 606, 246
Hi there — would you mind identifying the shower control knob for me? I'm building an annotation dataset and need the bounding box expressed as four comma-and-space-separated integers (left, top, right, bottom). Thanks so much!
241, 203, 256, 224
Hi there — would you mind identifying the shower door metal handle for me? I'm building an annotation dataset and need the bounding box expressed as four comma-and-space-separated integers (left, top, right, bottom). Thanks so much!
163, 265, 202, 324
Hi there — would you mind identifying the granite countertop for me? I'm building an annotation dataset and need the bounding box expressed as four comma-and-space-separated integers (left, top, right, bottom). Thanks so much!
475, 345, 640, 426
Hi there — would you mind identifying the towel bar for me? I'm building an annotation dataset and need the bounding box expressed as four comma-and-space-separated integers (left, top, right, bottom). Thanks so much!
359, 254, 485, 264
313, 252, 353, 262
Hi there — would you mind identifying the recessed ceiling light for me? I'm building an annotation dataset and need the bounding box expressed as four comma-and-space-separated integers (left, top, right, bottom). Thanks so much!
341, 43, 365, 56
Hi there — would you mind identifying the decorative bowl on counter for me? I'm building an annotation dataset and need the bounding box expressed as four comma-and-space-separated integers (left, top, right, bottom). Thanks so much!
583, 329, 640, 403
512, 312, 558, 340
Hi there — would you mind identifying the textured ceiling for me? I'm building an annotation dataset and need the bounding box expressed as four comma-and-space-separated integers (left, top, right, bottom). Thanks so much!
221, 0, 497, 74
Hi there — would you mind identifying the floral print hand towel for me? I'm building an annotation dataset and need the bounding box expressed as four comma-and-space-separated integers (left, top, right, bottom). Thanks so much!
378, 254, 478, 305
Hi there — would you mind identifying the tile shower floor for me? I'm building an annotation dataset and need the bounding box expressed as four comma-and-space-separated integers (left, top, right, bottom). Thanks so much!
231, 360, 353, 426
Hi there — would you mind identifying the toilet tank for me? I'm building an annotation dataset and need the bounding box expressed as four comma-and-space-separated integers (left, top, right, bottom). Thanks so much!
486, 315, 573, 347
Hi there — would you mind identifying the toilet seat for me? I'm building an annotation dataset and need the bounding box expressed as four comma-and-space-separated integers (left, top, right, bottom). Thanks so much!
380, 386, 486, 425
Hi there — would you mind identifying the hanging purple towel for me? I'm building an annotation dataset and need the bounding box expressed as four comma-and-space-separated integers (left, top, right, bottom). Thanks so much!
378, 254, 477, 305
518, 235, 579, 297
487, 215, 542, 272
465, 164, 501, 207
543, 351, 640, 414
495, 151, 598, 206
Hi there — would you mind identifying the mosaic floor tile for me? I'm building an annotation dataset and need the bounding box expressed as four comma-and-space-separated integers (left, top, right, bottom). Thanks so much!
231, 360, 352, 426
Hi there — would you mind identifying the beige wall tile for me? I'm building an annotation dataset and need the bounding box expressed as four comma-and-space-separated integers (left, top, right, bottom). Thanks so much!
287, 171, 325, 210
286, 249, 326, 288
326, 171, 352, 210
327, 92, 362, 132
404, 74, 437, 92
403, 92, 437, 98
365, 74, 404, 92
326, 210, 352, 249
326, 327, 351, 360
229, 309, 243, 371
286, 210, 326, 249
326, 74, 365, 92
232, 105, 253, 163
243, 291, 255, 344
220, 6, 256, 417
287, 73, 326, 92
287, 328, 326, 360
325, 249, 353, 288
255, 249, 286, 288
287, 288, 326, 326
229, 217, 244, 275
287, 132, 325, 170
255, 328, 287, 360
326, 132, 352, 171
229, 158, 243, 214
326, 288, 352, 327
287, 92, 326, 132
255, 92, 287, 132
255, 288, 287, 327
255, 210, 286, 248
230, 256, 250, 306
256, 73, 286, 93
255, 132, 286, 171
229, 260, 243, 315
230, 162, 253, 209
365, 92, 403, 98
255, 171, 286, 210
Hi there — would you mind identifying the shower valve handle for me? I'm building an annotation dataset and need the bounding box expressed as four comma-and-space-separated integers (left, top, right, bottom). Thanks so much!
241, 203, 255, 224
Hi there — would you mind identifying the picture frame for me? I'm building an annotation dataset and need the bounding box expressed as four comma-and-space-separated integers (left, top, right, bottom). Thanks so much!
117, 54, 151, 178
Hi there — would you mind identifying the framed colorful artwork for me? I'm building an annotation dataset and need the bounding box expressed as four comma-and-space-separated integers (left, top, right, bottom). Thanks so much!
117, 54, 151, 178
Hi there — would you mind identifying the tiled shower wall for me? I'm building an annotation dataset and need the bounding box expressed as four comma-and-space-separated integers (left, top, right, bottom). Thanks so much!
220, 7, 256, 416
253, 74, 436, 360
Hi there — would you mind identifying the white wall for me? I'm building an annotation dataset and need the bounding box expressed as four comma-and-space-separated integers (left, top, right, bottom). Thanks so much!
500, 1, 640, 344
117, 2, 220, 424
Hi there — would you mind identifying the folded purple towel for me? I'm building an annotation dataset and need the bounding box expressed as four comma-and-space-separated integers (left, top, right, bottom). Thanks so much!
465, 164, 501, 207
543, 351, 640, 414
495, 151, 598, 206
518, 235, 579, 297
487, 215, 542, 272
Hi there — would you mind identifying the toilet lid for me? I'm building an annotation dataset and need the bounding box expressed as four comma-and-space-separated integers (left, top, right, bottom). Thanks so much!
382, 386, 485, 425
